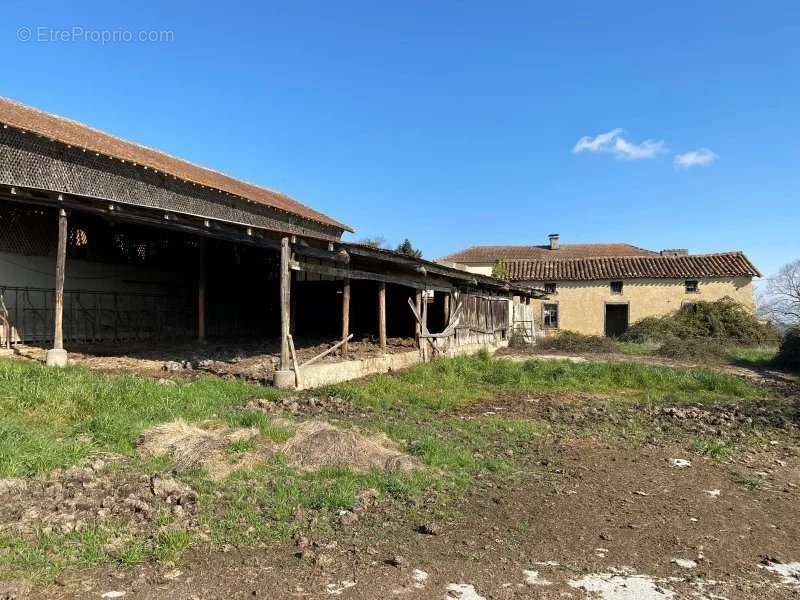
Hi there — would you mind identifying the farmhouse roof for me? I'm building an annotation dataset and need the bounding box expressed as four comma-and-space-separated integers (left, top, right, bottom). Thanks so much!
501, 252, 761, 281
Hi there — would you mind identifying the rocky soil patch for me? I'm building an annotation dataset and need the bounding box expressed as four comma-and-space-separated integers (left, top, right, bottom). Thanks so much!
0, 459, 198, 539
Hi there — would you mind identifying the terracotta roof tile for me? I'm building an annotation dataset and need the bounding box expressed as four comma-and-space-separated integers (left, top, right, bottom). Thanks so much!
0, 97, 352, 232
501, 252, 760, 281
439, 243, 656, 263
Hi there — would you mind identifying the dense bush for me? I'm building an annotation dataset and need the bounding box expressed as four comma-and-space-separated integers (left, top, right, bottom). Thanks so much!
536, 331, 615, 353
656, 336, 729, 363
775, 328, 800, 371
620, 298, 779, 346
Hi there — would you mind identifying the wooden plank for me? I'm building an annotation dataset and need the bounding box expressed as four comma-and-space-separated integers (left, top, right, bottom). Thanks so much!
287, 334, 302, 387
378, 282, 387, 349
301, 334, 354, 368
341, 277, 350, 358
53, 208, 67, 350
279, 237, 291, 370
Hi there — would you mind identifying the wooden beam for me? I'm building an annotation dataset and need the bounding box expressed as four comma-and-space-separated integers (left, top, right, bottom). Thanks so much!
443, 293, 450, 324
295, 260, 452, 292
53, 208, 67, 350
378, 282, 387, 349
197, 238, 206, 341
341, 277, 350, 357
279, 237, 291, 371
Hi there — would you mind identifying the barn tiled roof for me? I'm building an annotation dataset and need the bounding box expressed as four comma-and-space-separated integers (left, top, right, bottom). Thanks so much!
502, 252, 761, 281
0, 97, 352, 232
439, 243, 657, 263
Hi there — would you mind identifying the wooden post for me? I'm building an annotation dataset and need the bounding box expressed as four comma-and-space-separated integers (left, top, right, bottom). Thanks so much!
341, 277, 350, 357
443, 292, 450, 324
279, 237, 291, 371
53, 208, 67, 350
46, 208, 68, 366
415, 289, 422, 346
378, 282, 386, 349
197, 239, 206, 341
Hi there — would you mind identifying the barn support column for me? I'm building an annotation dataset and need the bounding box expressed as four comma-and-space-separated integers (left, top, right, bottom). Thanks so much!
273, 237, 295, 388
45, 208, 68, 367
341, 277, 350, 357
415, 289, 423, 347
197, 239, 206, 341
443, 292, 450, 324
378, 282, 387, 349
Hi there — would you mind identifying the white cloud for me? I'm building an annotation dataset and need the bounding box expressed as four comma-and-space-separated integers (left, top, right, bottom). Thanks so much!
673, 148, 718, 168
572, 128, 666, 160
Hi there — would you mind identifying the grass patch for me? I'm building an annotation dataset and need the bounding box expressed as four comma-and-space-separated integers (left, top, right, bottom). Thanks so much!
727, 346, 777, 368
0, 359, 274, 476
691, 437, 733, 461
0, 526, 117, 581
325, 353, 769, 411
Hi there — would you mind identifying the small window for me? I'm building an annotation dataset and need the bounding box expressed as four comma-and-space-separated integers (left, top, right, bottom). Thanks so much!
544, 282, 557, 294
685, 280, 699, 293
610, 281, 623, 295
543, 303, 559, 329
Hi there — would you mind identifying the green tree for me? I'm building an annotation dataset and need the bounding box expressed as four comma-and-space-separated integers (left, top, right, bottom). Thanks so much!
492, 260, 509, 279
358, 236, 388, 249
395, 238, 422, 258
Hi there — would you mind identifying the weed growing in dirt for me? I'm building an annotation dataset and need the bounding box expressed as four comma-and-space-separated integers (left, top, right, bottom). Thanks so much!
732, 471, 768, 491
691, 438, 733, 461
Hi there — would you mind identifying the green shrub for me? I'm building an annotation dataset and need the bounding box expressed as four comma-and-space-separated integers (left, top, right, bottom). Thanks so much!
775, 328, 800, 371
536, 331, 615, 353
508, 326, 532, 350
656, 336, 729, 363
621, 298, 779, 345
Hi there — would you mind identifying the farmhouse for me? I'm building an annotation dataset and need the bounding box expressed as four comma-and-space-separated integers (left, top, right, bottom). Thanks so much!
439, 234, 760, 337
0, 97, 539, 386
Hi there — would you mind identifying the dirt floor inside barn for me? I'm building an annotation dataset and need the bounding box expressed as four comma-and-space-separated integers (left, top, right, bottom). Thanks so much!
13, 336, 418, 383
1, 351, 799, 600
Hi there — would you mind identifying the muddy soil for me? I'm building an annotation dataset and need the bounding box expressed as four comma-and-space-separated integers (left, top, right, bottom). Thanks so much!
14, 336, 417, 383
17, 434, 800, 600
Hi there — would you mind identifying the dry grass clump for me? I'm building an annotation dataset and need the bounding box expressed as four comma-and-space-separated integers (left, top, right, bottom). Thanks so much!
137, 418, 417, 478
137, 420, 265, 479
281, 421, 417, 473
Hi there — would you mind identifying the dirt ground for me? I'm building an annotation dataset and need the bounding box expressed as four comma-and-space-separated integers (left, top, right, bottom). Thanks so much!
3, 350, 799, 599
13, 336, 417, 383
11, 423, 800, 599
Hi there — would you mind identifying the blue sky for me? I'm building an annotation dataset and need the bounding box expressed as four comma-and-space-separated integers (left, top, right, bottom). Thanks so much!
3, 1, 799, 278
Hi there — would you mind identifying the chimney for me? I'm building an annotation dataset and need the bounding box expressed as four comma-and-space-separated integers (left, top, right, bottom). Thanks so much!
548, 233, 560, 250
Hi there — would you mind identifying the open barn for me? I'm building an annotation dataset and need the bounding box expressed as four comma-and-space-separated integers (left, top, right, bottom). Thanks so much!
0, 98, 539, 387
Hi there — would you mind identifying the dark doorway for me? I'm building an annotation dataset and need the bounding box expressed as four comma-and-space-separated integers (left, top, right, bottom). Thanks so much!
604, 304, 629, 337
